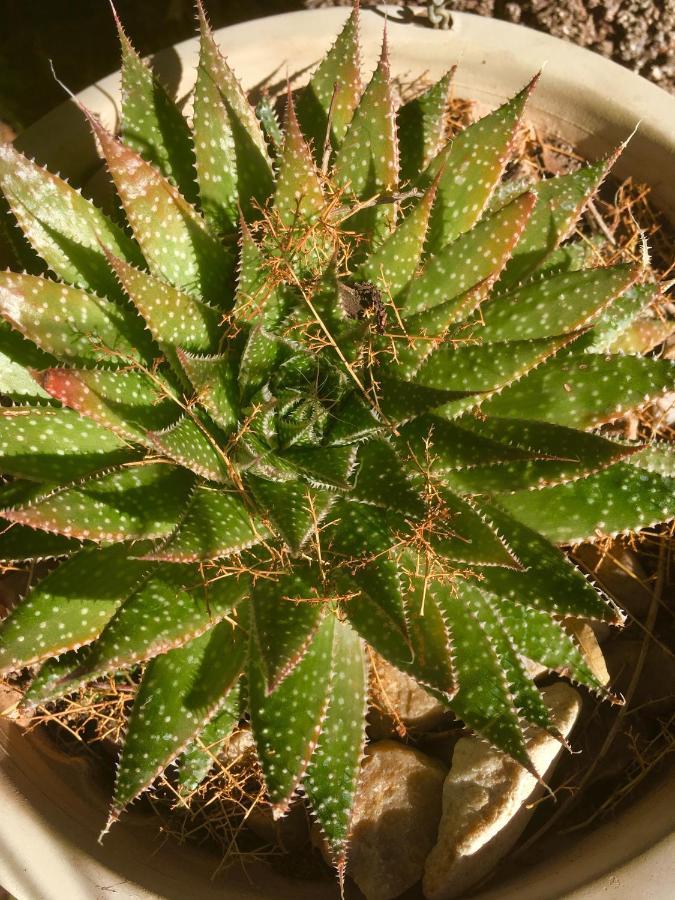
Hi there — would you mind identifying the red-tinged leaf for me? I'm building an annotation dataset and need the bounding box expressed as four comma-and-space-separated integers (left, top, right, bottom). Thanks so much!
107, 255, 221, 358
1, 463, 194, 542
472, 265, 639, 342
398, 69, 453, 184
581, 283, 660, 353
0, 143, 143, 297
115, 10, 197, 202
149, 416, 230, 482
0, 406, 138, 482
193, 0, 273, 231
402, 192, 536, 316
607, 317, 674, 356
274, 92, 326, 229
0, 545, 149, 673
433, 581, 533, 770
483, 354, 675, 428
358, 174, 439, 300
0, 271, 154, 365
296, 2, 362, 156
88, 115, 234, 306
497, 462, 675, 544
498, 154, 617, 289
177, 350, 238, 432
476, 503, 622, 622
41, 367, 180, 445
111, 614, 248, 814
304, 618, 368, 870
69, 568, 248, 685
248, 476, 336, 552
249, 611, 334, 814
419, 78, 536, 253
334, 31, 398, 246
142, 484, 264, 562
0, 522, 85, 563
251, 568, 324, 691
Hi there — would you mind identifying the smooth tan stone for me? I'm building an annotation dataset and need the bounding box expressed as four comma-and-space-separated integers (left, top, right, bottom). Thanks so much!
371, 655, 448, 732
348, 740, 448, 900
423, 682, 581, 900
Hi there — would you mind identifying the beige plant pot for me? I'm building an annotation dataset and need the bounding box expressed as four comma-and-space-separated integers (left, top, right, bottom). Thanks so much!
1, 6, 674, 899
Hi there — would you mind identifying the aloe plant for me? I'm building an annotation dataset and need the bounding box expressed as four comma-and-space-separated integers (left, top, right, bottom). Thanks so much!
0, 0, 673, 881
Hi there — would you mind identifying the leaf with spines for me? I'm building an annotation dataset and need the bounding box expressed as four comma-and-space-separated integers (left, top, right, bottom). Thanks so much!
249, 611, 334, 814
111, 614, 248, 816
579, 283, 660, 354
402, 572, 456, 699
0, 271, 154, 365
115, 9, 197, 202
232, 220, 286, 326
255, 95, 283, 152
0, 522, 85, 563
143, 484, 263, 562
0, 545, 149, 672
629, 443, 675, 477
1, 463, 194, 542
88, 114, 234, 306
0, 407, 138, 482
483, 354, 675, 427
296, 2, 361, 156
149, 416, 230, 482
398, 69, 453, 184
177, 350, 239, 432
419, 78, 536, 253
40, 368, 180, 445
402, 192, 536, 316
0, 143, 143, 297
251, 569, 324, 692
274, 92, 326, 229
248, 476, 335, 552
178, 685, 242, 792
497, 463, 675, 543
282, 445, 357, 489
193, 0, 273, 231
304, 618, 367, 871
351, 440, 424, 515
430, 489, 520, 568
238, 324, 284, 402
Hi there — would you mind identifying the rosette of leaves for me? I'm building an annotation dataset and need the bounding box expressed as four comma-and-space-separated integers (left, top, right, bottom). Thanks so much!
0, 0, 673, 880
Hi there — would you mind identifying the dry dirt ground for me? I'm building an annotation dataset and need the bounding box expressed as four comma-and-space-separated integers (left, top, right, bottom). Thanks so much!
0, 0, 672, 139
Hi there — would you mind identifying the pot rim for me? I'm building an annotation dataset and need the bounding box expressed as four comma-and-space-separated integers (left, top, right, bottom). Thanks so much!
2, 7, 675, 900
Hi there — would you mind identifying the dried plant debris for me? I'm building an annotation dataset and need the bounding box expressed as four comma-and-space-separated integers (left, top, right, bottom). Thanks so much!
0, 2, 673, 897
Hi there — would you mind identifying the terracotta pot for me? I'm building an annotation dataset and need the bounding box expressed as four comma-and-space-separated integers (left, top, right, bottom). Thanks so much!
1, 6, 674, 899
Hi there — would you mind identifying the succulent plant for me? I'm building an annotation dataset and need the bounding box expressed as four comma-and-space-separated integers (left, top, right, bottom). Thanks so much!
0, 0, 674, 881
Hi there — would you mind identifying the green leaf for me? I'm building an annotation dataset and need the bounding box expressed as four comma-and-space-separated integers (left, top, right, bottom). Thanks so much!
581, 283, 660, 353
88, 114, 234, 306
255, 95, 283, 152
107, 255, 221, 358
304, 618, 367, 869
358, 175, 438, 300
402, 192, 536, 316
21, 647, 91, 707
398, 70, 453, 184
1, 463, 194, 542
251, 569, 324, 691
274, 93, 326, 228
419, 78, 535, 252
40, 367, 180, 445
489, 595, 604, 692
177, 350, 238, 432
429, 489, 520, 568
497, 155, 616, 288
193, 0, 273, 231
483, 354, 675, 428
0, 271, 153, 365
248, 476, 335, 552
629, 443, 675, 477
282, 444, 357, 489
238, 324, 284, 401
143, 484, 263, 562
296, 2, 361, 156
351, 440, 424, 515
0, 348, 50, 402
149, 416, 230, 482
333, 33, 398, 245
178, 685, 241, 792
112, 614, 248, 813
232, 220, 286, 326
71, 568, 248, 684
0, 545, 149, 672
497, 463, 675, 543
249, 611, 334, 813
0, 406, 137, 482
475, 503, 622, 622
433, 581, 532, 769
115, 10, 197, 202
402, 570, 456, 699
376, 377, 473, 425
0, 522, 85, 562
0, 143, 143, 297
